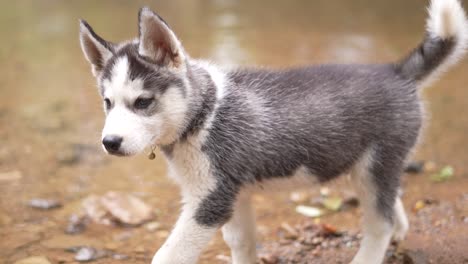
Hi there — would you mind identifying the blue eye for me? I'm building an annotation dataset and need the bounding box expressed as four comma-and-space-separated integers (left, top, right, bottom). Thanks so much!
134, 97, 154, 109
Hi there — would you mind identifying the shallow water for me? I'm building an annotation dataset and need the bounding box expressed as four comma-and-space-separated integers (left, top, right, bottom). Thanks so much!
1, 0, 467, 263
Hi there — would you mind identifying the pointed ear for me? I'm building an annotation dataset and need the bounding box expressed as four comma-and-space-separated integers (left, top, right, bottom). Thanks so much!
79, 20, 114, 76
138, 7, 185, 68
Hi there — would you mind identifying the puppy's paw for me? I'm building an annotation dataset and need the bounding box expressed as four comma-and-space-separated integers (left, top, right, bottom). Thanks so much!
151, 250, 173, 264
392, 224, 409, 242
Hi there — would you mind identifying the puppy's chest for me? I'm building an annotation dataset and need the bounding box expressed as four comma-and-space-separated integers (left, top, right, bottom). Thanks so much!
165, 142, 215, 190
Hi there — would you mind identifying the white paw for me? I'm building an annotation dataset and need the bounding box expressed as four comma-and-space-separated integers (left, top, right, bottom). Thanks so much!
151, 249, 173, 264
392, 222, 409, 241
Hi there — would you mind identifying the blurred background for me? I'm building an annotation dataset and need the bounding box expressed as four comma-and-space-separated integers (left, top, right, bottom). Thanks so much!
1, 0, 467, 263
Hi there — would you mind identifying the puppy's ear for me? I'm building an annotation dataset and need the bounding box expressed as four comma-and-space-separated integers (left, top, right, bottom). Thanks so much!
79, 20, 114, 76
138, 7, 185, 68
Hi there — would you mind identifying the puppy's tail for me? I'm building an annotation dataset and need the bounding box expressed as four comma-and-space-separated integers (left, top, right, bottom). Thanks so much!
396, 0, 467, 86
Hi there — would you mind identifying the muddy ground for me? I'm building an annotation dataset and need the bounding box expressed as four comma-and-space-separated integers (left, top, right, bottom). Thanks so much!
1, 0, 468, 263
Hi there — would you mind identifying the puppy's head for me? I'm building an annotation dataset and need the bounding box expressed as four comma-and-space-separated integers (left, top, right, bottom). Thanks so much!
79, 8, 189, 156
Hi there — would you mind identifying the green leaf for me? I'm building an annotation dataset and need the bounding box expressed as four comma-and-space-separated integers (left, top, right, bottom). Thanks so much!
322, 196, 343, 211
430, 166, 454, 182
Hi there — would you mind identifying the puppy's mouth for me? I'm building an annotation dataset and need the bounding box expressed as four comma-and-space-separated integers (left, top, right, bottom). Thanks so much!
106, 150, 129, 157
102, 146, 132, 157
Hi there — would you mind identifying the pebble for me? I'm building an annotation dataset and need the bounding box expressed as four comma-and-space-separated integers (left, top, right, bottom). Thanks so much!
82, 191, 154, 226
13, 256, 51, 264
260, 253, 279, 264
289, 191, 310, 203
112, 254, 130, 260
280, 222, 299, 239
28, 198, 62, 210
144, 221, 161, 232
65, 214, 88, 234
74, 246, 108, 262
259, 221, 359, 263
405, 161, 425, 174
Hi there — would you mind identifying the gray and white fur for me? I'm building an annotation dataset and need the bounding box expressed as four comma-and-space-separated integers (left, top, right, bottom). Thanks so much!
79, 0, 467, 263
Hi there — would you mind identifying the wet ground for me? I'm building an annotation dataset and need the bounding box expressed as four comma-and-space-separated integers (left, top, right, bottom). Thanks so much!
1, 0, 468, 263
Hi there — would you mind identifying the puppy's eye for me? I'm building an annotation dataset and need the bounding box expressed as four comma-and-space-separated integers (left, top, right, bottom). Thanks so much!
134, 97, 154, 110
104, 98, 111, 110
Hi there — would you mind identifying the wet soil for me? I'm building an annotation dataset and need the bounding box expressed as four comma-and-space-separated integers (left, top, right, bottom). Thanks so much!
1, 0, 468, 263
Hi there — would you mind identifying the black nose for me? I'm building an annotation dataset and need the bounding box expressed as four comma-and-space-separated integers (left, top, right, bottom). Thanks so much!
102, 135, 123, 152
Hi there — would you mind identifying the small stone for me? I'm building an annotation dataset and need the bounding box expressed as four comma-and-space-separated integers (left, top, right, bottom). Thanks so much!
423, 161, 437, 173
405, 161, 425, 174
321, 223, 340, 236
144, 221, 161, 232
74, 246, 107, 262
311, 237, 323, 245
113, 231, 134, 241
311, 248, 321, 256
342, 197, 360, 209
280, 222, 299, 239
82, 195, 111, 225
112, 254, 129, 260
100, 191, 154, 225
260, 253, 279, 264
28, 198, 62, 210
65, 214, 87, 234
319, 187, 330, 196
289, 191, 309, 203
13, 256, 51, 264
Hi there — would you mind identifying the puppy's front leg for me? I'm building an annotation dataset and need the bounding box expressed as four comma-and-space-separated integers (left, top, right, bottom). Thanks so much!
222, 193, 256, 264
151, 201, 218, 264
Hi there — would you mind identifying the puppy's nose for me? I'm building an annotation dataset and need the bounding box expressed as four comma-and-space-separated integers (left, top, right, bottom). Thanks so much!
102, 135, 123, 152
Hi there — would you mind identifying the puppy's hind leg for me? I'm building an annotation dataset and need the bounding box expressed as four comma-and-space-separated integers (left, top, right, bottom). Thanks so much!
222, 192, 257, 264
350, 147, 404, 264
392, 196, 409, 242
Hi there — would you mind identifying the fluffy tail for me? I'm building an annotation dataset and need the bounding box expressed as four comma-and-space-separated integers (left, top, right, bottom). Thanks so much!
396, 0, 468, 85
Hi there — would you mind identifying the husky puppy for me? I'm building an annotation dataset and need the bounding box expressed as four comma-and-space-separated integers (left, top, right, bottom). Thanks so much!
79, 0, 467, 263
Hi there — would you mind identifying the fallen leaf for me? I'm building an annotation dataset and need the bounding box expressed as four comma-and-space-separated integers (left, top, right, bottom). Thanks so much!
430, 166, 454, 183
413, 200, 426, 212
13, 256, 51, 264
144, 221, 161, 232
321, 223, 340, 235
295, 205, 324, 218
321, 196, 343, 211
